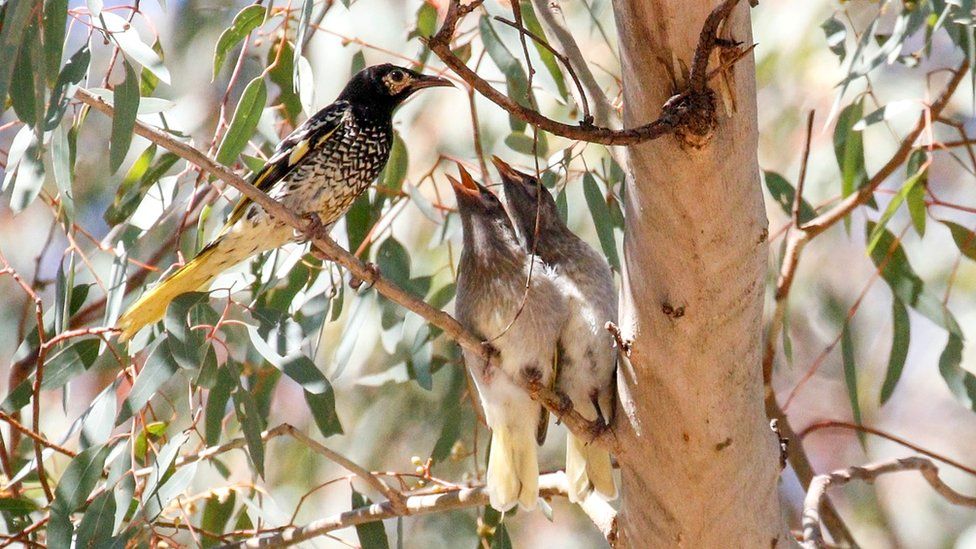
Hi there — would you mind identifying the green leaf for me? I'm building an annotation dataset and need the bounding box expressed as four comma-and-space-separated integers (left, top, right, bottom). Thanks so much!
206, 366, 235, 445
80, 382, 118, 448
880, 298, 910, 405
376, 237, 412, 290
294, 0, 314, 78
763, 171, 816, 223
866, 163, 927, 254
939, 332, 976, 412
44, 0, 69, 81
213, 5, 266, 80
164, 292, 217, 370
0, 497, 38, 515
229, 361, 265, 476
43, 339, 100, 390
110, 60, 140, 174
9, 139, 45, 213
216, 76, 267, 165
102, 11, 170, 84
821, 15, 847, 60
582, 173, 620, 271
201, 491, 236, 548
520, 0, 569, 99
852, 100, 917, 130
52, 445, 111, 516
142, 432, 190, 519
504, 132, 538, 155
841, 323, 862, 439
117, 340, 180, 424
407, 1, 438, 40
479, 16, 531, 132
352, 490, 390, 549
381, 132, 408, 192
865, 223, 949, 331
10, 25, 43, 129
267, 39, 301, 123
45, 45, 91, 131
0, 0, 38, 109
51, 122, 75, 218
75, 491, 117, 548
834, 99, 870, 226
943, 221, 976, 261
431, 367, 464, 463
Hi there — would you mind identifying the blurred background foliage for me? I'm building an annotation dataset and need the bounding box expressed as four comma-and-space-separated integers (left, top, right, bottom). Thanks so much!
0, 0, 975, 547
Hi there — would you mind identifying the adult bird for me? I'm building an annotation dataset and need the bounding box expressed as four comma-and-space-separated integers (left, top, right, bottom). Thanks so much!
116, 64, 452, 342
493, 156, 618, 504
450, 165, 568, 512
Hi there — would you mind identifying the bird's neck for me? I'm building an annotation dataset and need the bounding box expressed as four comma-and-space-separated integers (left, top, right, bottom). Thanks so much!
462, 219, 523, 268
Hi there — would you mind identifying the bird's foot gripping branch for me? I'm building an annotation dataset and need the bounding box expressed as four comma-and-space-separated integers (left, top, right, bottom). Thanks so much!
425, 0, 751, 147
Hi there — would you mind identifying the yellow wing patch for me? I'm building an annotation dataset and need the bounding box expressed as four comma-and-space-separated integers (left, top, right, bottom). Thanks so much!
288, 139, 310, 165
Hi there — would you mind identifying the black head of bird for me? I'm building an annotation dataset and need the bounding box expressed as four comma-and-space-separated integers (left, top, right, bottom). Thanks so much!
338, 64, 453, 114
448, 164, 521, 256
492, 156, 563, 250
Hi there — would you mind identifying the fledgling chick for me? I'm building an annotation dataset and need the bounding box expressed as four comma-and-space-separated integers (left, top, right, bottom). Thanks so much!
493, 156, 618, 504
450, 165, 568, 512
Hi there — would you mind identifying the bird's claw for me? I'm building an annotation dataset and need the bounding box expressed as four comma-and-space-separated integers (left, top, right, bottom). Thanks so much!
555, 390, 574, 415
302, 212, 327, 242
480, 341, 498, 381
349, 262, 381, 290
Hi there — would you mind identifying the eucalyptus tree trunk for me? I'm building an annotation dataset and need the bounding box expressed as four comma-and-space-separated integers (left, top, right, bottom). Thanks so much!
610, 1, 788, 545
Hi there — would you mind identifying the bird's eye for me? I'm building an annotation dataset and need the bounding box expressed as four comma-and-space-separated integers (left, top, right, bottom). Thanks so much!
390, 69, 406, 83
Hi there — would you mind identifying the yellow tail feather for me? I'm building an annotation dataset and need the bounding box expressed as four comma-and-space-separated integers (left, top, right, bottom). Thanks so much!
566, 433, 617, 503
486, 425, 539, 512
116, 245, 224, 342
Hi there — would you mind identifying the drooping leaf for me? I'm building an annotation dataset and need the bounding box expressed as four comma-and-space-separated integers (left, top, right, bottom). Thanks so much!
582, 173, 620, 271
0, 0, 38, 108
52, 445, 111, 516
212, 5, 266, 80
380, 132, 408, 193
821, 15, 847, 60
102, 11, 171, 84
866, 162, 927, 253
51, 122, 75, 218
938, 332, 976, 412
852, 100, 918, 130
43, 0, 69, 81
431, 367, 465, 463
110, 60, 140, 174
10, 24, 43, 129
763, 171, 816, 223
9, 139, 45, 213
840, 323, 863, 444
164, 292, 217, 370
352, 490, 391, 549
200, 491, 237, 548
880, 298, 910, 405
479, 16, 531, 131
216, 76, 267, 165
520, 0, 569, 99
834, 99, 869, 205
943, 221, 976, 261
75, 491, 117, 548
42, 339, 100, 390
117, 340, 180, 424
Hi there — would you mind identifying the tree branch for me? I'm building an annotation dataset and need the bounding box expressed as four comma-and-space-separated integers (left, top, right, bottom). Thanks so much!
222, 471, 611, 548
425, 0, 746, 146
72, 87, 615, 451
802, 456, 976, 548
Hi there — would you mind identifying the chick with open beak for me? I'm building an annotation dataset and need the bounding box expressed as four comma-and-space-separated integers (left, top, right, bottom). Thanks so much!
450, 164, 568, 512
493, 156, 619, 504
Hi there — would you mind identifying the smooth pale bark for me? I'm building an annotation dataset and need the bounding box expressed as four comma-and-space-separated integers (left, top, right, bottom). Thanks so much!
611, 1, 788, 546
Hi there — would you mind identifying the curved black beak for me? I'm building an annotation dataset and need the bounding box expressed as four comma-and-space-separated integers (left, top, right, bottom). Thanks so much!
410, 73, 454, 91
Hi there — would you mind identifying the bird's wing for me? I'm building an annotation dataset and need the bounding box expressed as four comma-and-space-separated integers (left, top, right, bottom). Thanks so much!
220, 101, 353, 230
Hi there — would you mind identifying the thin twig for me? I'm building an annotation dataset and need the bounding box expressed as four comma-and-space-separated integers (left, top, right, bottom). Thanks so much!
802, 457, 976, 548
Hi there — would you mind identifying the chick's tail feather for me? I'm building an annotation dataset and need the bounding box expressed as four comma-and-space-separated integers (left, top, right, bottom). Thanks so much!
486, 423, 539, 512
117, 238, 237, 342
566, 433, 617, 503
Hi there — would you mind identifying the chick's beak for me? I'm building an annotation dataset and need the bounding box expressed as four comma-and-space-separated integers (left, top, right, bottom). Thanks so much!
410, 73, 454, 91
448, 164, 483, 205
491, 156, 522, 183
